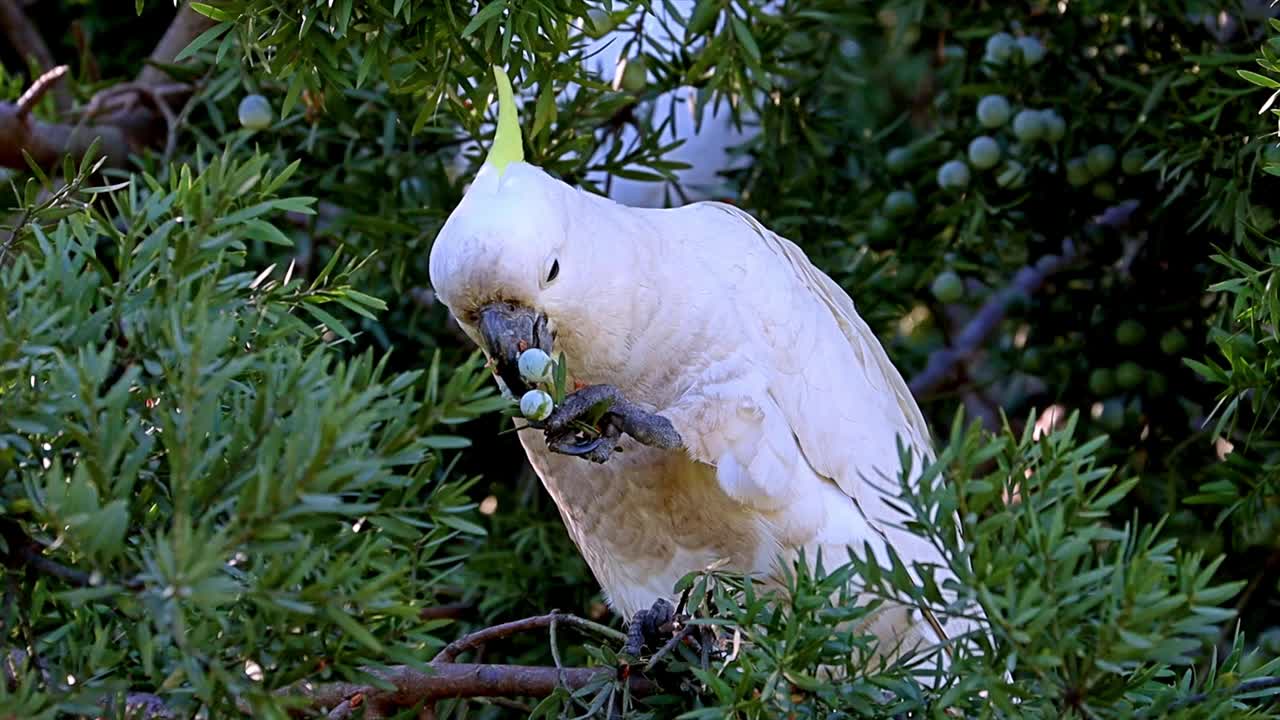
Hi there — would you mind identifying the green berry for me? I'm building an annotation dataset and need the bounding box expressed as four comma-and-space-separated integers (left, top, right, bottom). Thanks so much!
1012, 110, 1046, 142
1122, 148, 1147, 175
968, 136, 1002, 170
237, 94, 273, 130
1092, 181, 1116, 201
1116, 362, 1145, 389
977, 95, 1012, 128
1089, 368, 1116, 396
619, 56, 648, 92
1066, 157, 1092, 187
1041, 111, 1066, 143
517, 348, 554, 385
1016, 36, 1046, 64
1116, 320, 1146, 346
1086, 144, 1117, 175
885, 146, 912, 175
883, 190, 918, 218
984, 32, 1016, 63
1160, 329, 1187, 355
867, 214, 894, 243
931, 270, 965, 303
937, 160, 971, 190
519, 389, 555, 421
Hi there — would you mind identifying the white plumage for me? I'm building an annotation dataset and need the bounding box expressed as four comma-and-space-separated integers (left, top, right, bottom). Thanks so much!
431, 157, 974, 666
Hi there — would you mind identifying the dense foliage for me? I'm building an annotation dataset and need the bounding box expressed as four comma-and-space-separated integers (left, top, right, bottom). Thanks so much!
2, 0, 1280, 717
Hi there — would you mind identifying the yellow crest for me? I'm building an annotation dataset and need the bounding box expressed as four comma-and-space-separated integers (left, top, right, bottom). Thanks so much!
485, 65, 524, 174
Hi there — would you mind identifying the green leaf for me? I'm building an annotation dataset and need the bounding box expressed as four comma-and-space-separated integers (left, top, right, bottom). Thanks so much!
1238, 69, 1280, 89
190, 3, 236, 22
730, 16, 761, 64
438, 514, 487, 536
462, 1, 507, 38
242, 219, 294, 247
302, 302, 355, 341
175, 21, 232, 62
325, 605, 385, 653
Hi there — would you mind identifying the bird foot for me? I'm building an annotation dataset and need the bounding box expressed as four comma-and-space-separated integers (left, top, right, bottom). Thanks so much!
542, 384, 681, 463
620, 598, 676, 659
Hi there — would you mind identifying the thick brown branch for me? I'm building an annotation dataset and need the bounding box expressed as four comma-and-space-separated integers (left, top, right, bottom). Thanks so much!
137, 4, 216, 86
291, 663, 655, 718
0, 2, 213, 172
0, 100, 137, 168
0, 0, 72, 110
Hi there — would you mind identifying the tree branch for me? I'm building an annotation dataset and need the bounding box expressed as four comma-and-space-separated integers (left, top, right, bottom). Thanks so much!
137, 4, 216, 86
0, 519, 143, 591
0, 0, 72, 111
433, 612, 627, 663
15, 65, 68, 117
0, 2, 213, 172
909, 200, 1140, 399
287, 663, 655, 719
908, 248, 1077, 398
0, 98, 136, 168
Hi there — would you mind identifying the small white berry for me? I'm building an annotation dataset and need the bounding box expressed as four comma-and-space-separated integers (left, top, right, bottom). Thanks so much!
984, 32, 1016, 63
517, 348, 554, 384
238, 94, 273, 130
1017, 36, 1046, 64
976, 95, 1012, 128
937, 160, 971, 190
520, 389, 555, 421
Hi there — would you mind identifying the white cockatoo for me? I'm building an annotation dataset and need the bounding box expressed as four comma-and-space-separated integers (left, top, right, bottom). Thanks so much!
430, 68, 974, 667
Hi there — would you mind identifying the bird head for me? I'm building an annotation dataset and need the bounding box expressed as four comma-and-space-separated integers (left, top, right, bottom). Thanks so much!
429, 67, 593, 397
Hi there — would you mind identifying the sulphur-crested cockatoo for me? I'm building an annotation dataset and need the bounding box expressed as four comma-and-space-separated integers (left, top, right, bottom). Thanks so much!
430, 68, 972, 666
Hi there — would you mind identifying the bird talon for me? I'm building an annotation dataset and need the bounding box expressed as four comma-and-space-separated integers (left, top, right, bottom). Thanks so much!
544, 385, 679, 462
620, 599, 676, 657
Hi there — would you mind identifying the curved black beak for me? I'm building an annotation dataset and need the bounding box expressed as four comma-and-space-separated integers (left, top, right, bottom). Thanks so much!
477, 301, 552, 397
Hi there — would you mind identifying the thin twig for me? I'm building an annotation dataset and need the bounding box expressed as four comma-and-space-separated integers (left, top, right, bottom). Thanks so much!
433, 612, 626, 663
15, 65, 69, 118
0, 519, 143, 591
643, 622, 697, 673
0, 0, 72, 111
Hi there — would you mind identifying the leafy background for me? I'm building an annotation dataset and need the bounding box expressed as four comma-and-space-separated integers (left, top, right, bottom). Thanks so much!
2, 0, 1280, 717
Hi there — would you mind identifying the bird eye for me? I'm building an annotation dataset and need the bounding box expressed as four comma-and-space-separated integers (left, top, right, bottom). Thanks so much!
545, 259, 560, 284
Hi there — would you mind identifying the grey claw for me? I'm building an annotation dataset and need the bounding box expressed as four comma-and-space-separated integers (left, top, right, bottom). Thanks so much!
621, 598, 677, 657
544, 385, 682, 463
615, 406, 681, 450
544, 384, 622, 436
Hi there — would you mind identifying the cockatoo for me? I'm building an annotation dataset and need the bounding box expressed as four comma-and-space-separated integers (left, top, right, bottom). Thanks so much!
430, 68, 972, 667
